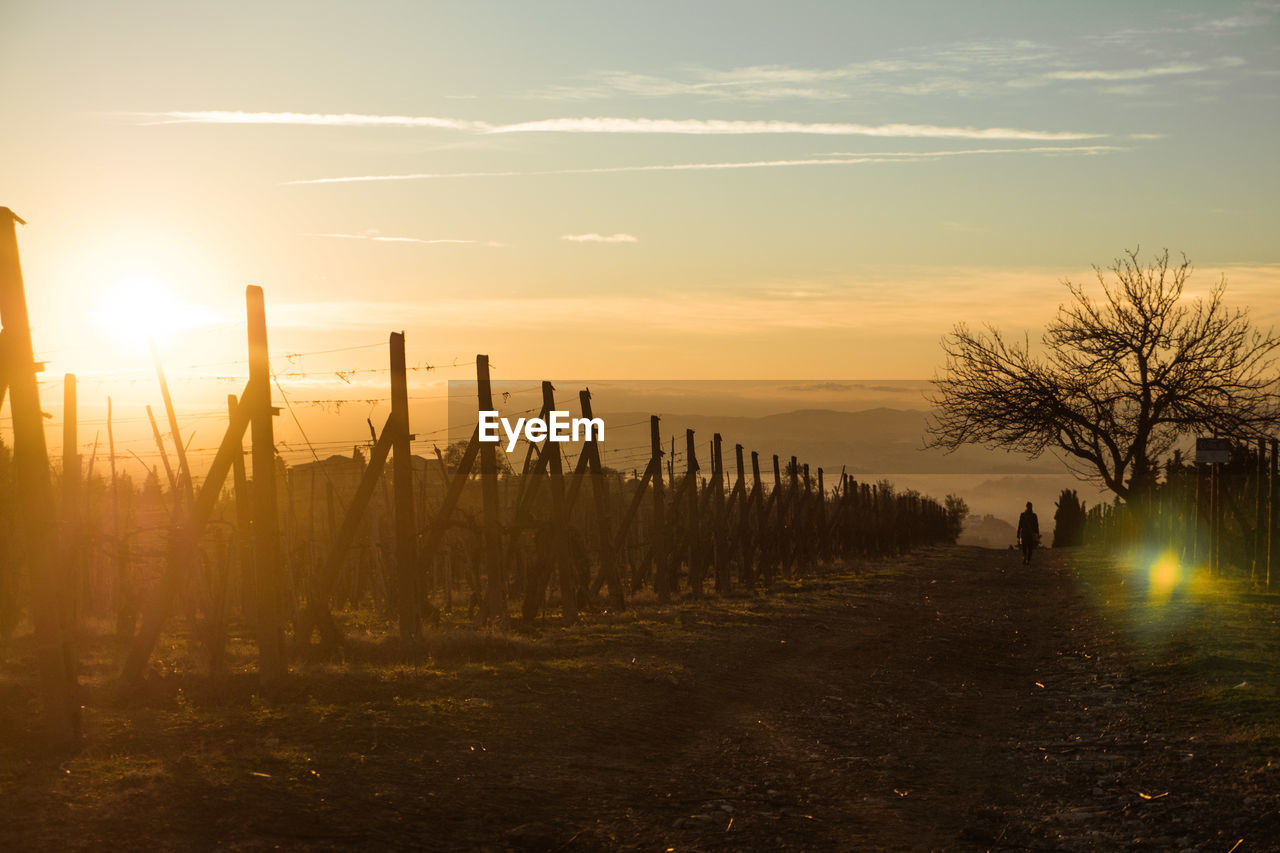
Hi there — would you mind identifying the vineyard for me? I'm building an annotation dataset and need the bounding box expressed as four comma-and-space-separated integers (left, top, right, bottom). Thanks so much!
0, 209, 957, 747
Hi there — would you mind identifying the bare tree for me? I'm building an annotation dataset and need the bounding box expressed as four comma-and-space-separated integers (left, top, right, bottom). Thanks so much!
927, 249, 1280, 502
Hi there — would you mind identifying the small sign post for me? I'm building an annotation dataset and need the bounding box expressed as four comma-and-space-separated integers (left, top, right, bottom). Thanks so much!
1196, 437, 1231, 465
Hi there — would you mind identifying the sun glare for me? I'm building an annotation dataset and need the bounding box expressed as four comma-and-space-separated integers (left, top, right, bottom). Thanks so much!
92, 273, 219, 352
1148, 550, 1182, 603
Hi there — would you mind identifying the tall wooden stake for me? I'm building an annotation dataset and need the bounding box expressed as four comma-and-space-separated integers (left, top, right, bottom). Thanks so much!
107, 396, 134, 639
246, 285, 286, 684
1270, 438, 1277, 590
581, 389, 623, 609
542, 382, 578, 623
650, 416, 670, 603
685, 428, 702, 596
0, 208, 79, 745
772, 454, 786, 581
476, 355, 505, 622
62, 373, 81, 629
817, 467, 828, 564
1255, 438, 1266, 583
227, 394, 253, 616
389, 332, 419, 640
732, 444, 747, 583
712, 433, 729, 594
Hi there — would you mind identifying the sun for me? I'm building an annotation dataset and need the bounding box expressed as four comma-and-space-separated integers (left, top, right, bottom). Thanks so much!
91, 273, 219, 352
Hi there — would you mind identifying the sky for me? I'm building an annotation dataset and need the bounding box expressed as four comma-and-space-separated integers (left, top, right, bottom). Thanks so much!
2, 0, 1279, 472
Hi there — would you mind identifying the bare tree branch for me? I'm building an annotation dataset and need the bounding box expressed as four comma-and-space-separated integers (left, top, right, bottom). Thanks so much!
926, 249, 1280, 502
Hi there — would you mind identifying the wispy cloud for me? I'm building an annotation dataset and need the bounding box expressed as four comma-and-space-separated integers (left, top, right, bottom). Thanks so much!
1093, 7, 1277, 46
126, 110, 1099, 141
1047, 63, 1210, 81
487, 117, 1100, 139
135, 110, 491, 130
815, 144, 1121, 157
306, 232, 501, 246
562, 233, 638, 243
282, 145, 1122, 186
533, 41, 1057, 101
533, 32, 1258, 103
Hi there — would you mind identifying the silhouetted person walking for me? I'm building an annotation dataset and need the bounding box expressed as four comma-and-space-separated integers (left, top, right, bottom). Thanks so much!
1017, 501, 1040, 566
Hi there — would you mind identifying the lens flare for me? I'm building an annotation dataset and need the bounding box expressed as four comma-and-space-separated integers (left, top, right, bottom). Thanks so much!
1148, 549, 1182, 603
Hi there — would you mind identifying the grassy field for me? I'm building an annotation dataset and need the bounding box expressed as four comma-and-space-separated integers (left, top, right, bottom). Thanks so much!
3, 545, 1280, 851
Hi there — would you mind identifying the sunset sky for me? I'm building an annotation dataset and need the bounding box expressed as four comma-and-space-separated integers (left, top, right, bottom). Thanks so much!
3, 0, 1279, 470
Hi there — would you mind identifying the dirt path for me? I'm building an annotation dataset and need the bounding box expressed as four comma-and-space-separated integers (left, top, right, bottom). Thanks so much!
4, 545, 1280, 851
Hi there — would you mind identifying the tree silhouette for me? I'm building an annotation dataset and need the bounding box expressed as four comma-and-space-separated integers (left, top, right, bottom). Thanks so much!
927, 249, 1280, 503
1052, 489, 1086, 548
944, 494, 970, 543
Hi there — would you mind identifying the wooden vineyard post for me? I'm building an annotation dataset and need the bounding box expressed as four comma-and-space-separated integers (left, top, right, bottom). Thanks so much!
108, 396, 135, 640
62, 373, 81, 630
650, 416, 670, 603
834, 472, 849, 557
874, 484, 883, 556
734, 444, 751, 587
1271, 438, 1277, 590
541, 382, 578, 623
0, 207, 80, 745
246, 285, 286, 684
218, 394, 251, 673
768, 455, 784, 584
389, 332, 420, 641
580, 389, 623, 610
228, 395, 254, 619
712, 433, 729, 594
1211, 461, 1219, 575
476, 355, 505, 622
799, 462, 812, 573
786, 456, 800, 577
1255, 438, 1266, 584
685, 429, 703, 596
867, 483, 877, 556
816, 467, 828, 565
749, 450, 764, 587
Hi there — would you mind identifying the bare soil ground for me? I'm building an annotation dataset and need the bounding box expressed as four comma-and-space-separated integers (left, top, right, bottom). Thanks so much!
3, 545, 1280, 851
